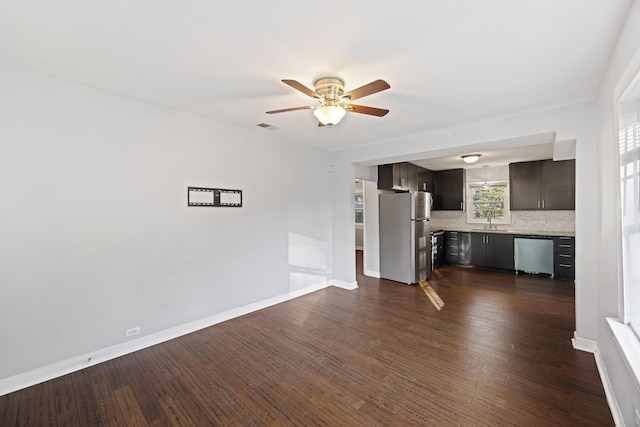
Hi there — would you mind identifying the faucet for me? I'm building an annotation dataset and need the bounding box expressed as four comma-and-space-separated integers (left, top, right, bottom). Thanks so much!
484, 211, 497, 230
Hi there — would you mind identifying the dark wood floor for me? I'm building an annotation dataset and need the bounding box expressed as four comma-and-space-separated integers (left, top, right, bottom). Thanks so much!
1, 253, 613, 426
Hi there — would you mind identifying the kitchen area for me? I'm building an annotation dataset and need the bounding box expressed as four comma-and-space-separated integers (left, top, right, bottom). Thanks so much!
371, 146, 576, 284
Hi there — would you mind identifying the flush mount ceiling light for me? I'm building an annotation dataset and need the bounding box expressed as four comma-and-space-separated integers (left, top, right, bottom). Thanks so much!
462, 154, 481, 163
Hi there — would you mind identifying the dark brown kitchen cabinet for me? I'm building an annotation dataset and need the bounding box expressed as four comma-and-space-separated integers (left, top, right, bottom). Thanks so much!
444, 231, 461, 264
433, 169, 464, 210
541, 160, 575, 210
509, 159, 575, 210
509, 161, 540, 210
469, 232, 515, 271
378, 163, 409, 191
378, 162, 430, 192
418, 168, 433, 192
407, 162, 419, 192
444, 231, 472, 265
554, 236, 575, 280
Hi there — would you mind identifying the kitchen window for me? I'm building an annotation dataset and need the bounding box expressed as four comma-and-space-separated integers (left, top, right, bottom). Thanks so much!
466, 181, 511, 224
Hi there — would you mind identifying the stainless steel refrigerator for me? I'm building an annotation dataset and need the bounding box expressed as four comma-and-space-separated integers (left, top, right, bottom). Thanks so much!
379, 192, 431, 284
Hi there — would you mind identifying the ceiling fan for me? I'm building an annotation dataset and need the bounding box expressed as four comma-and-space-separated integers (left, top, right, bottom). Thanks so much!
266, 78, 390, 127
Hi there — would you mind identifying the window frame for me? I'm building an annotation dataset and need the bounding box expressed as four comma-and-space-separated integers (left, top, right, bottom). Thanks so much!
607, 51, 640, 393
465, 180, 511, 225
618, 119, 640, 338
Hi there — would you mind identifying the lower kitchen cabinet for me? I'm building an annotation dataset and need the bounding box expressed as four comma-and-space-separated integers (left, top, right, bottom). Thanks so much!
444, 231, 471, 265
444, 230, 571, 277
554, 236, 575, 279
444, 231, 461, 264
469, 232, 514, 271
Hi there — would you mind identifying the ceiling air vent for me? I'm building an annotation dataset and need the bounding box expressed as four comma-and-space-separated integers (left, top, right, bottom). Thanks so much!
257, 123, 279, 130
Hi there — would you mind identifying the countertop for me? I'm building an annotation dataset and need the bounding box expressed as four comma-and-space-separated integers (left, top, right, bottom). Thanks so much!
436, 227, 575, 237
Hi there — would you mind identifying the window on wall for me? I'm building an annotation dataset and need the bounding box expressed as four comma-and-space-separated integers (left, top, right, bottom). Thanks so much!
355, 193, 364, 224
619, 114, 640, 337
466, 181, 511, 224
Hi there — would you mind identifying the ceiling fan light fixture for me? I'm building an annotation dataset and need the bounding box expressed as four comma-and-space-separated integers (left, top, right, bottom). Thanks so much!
462, 154, 481, 164
314, 104, 346, 126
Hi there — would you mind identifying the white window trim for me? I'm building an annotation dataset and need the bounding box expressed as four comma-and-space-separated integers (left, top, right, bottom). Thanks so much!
465, 180, 511, 225
607, 318, 640, 391
609, 46, 640, 392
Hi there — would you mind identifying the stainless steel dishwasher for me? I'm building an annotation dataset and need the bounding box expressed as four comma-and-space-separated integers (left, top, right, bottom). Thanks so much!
514, 235, 554, 276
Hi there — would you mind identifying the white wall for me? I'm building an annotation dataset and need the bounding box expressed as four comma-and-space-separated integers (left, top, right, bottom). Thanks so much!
362, 180, 380, 277
0, 65, 334, 384
594, 1, 640, 425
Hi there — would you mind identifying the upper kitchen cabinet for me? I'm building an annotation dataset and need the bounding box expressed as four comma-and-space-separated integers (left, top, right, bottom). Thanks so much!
378, 163, 410, 191
508, 161, 539, 210
509, 159, 575, 210
540, 159, 575, 210
433, 168, 465, 210
378, 162, 430, 192
417, 168, 433, 193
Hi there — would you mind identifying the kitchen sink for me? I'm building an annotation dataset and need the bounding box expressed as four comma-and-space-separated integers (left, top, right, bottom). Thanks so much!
471, 228, 508, 233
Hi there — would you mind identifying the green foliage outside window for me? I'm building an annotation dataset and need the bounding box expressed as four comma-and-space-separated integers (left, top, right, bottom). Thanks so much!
471, 186, 505, 220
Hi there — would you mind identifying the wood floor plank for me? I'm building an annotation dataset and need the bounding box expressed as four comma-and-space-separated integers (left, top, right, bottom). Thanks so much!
0, 252, 614, 426
70, 370, 104, 427
34, 380, 57, 427
91, 375, 127, 426
112, 385, 148, 427
54, 373, 80, 427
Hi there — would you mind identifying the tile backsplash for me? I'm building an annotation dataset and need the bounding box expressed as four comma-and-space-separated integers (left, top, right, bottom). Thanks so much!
430, 210, 575, 233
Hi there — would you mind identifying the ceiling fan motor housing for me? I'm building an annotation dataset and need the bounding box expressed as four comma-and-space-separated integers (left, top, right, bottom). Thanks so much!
314, 78, 345, 102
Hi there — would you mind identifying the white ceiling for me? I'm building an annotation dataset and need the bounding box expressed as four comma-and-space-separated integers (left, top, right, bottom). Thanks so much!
0, 1, 631, 154
412, 142, 555, 171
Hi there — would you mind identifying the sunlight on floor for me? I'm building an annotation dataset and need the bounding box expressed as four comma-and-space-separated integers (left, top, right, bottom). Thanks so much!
419, 280, 445, 310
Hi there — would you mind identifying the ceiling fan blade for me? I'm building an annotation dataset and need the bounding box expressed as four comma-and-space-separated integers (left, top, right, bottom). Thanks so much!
342, 79, 390, 101
347, 104, 389, 117
266, 106, 313, 114
281, 79, 318, 98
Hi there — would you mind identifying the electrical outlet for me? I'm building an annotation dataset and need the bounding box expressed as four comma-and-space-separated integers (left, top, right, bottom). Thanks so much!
125, 326, 140, 337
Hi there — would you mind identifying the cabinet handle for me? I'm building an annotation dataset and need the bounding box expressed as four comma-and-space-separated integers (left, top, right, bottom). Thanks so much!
559, 244, 572, 248
537, 200, 540, 209
542, 199, 545, 209
558, 254, 572, 258
558, 236, 572, 240
559, 263, 573, 268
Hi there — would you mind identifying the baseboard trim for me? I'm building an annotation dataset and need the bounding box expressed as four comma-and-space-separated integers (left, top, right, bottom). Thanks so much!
593, 346, 624, 427
332, 280, 358, 290
0, 281, 332, 397
363, 269, 381, 278
571, 331, 598, 353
